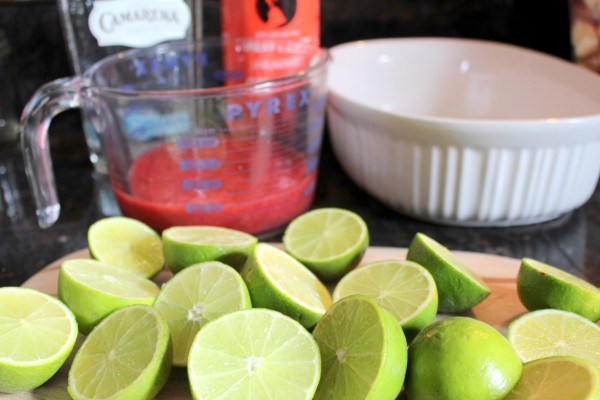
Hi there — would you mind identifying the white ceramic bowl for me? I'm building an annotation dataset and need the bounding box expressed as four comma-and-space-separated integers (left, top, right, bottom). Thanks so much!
327, 37, 600, 226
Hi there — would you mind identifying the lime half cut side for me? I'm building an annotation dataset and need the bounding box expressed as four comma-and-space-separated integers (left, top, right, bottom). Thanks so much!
507, 309, 600, 371
162, 226, 258, 273
283, 208, 369, 281
332, 259, 438, 339
406, 232, 491, 313
505, 356, 600, 400
153, 261, 252, 366
242, 243, 332, 329
188, 308, 321, 400
59, 259, 160, 334
311, 294, 408, 400
88, 216, 164, 278
517, 257, 600, 321
68, 305, 172, 400
0, 287, 78, 393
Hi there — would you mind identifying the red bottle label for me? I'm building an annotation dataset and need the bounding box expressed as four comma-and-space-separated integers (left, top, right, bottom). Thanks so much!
221, 0, 320, 81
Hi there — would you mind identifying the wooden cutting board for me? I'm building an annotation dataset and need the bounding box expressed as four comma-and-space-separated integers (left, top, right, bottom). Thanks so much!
7, 246, 525, 400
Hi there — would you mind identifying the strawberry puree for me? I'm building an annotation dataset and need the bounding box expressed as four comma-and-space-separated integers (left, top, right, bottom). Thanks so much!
112, 136, 317, 234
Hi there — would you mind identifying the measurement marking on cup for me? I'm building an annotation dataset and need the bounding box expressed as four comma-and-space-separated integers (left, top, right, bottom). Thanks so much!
182, 179, 222, 190
306, 156, 319, 174
185, 203, 224, 214
176, 137, 220, 149
303, 179, 316, 197
179, 159, 221, 171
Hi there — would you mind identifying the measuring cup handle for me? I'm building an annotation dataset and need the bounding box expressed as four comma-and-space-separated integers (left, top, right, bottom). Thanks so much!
20, 76, 83, 228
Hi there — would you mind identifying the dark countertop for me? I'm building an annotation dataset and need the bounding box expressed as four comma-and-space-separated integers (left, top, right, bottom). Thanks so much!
1, 110, 599, 287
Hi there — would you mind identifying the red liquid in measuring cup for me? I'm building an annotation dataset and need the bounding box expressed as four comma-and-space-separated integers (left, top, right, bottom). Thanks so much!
112, 136, 317, 234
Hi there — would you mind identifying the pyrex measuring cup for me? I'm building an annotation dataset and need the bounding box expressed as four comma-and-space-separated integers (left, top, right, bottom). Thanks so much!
21, 38, 328, 235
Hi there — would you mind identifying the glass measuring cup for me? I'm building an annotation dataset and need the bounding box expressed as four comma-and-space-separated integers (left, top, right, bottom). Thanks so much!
21, 38, 328, 235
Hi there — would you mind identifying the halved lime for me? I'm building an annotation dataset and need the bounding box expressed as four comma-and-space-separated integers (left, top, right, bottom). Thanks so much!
332, 259, 438, 339
162, 226, 258, 273
88, 216, 164, 278
507, 309, 600, 371
188, 308, 321, 400
505, 356, 600, 400
311, 294, 407, 400
153, 261, 252, 366
58, 258, 160, 334
283, 208, 369, 281
406, 232, 491, 313
0, 287, 78, 393
68, 305, 172, 400
242, 243, 332, 329
406, 316, 522, 400
517, 258, 600, 321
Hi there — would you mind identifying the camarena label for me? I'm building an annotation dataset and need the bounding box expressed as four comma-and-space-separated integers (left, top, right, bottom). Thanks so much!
88, 0, 191, 48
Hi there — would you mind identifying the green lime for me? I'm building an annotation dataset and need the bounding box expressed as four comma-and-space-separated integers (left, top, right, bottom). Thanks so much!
311, 294, 408, 400
68, 305, 172, 400
58, 258, 160, 334
406, 232, 491, 313
505, 356, 600, 400
507, 309, 600, 371
88, 216, 164, 278
0, 287, 78, 393
241, 243, 332, 329
405, 316, 522, 400
517, 258, 600, 321
153, 261, 252, 366
332, 259, 438, 339
188, 308, 321, 400
283, 207, 369, 281
162, 226, 258, 273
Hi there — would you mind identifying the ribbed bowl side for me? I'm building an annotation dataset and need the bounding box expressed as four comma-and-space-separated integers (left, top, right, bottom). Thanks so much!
327, 106, 600, 226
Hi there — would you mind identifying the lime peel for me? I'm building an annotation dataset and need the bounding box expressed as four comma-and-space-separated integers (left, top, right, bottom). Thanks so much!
242, 243, 332, 329
407, 232, 490, 313
162, 226, 258, 273
406, 316, 522, 400
517, 257, 600, 321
